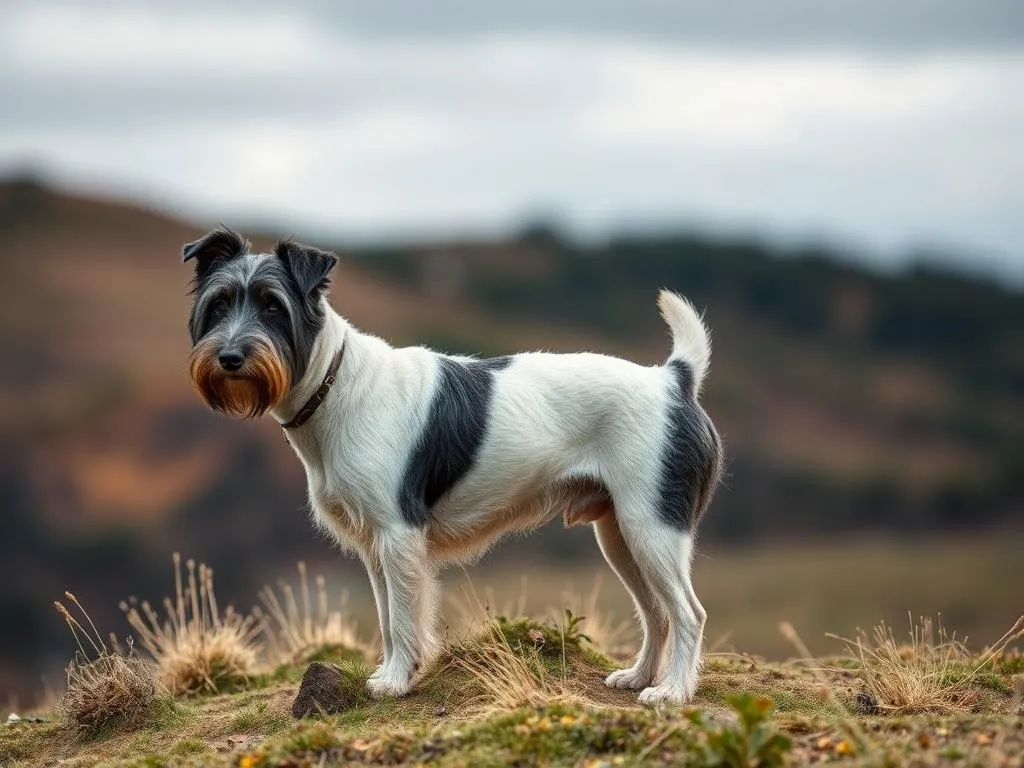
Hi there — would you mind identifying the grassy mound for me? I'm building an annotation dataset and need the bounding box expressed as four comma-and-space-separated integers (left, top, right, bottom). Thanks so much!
7, 573, 1022, 767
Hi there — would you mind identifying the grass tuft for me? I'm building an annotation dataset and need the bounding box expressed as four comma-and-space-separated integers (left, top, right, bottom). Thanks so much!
832, 613, 1024, 715
435, 612, 589, 714
54, 594, 166, 738
254, 561, 368, 666
121, 552, 260, 696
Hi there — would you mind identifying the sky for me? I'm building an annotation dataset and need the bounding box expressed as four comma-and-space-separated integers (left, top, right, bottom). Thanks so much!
1, 0, 1022, 281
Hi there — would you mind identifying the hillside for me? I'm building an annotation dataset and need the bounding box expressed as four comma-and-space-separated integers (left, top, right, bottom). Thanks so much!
3, 585, 1022, 767
0, 174, 1021, 705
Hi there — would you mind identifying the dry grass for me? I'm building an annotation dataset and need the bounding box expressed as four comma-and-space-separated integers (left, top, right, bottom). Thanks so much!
54, 593, 162, 736
832, 613, 1024, 715
440, 585, 585, 714
254, 561, 369, 666
445, 616, 584, 714
121, 553, 259, 696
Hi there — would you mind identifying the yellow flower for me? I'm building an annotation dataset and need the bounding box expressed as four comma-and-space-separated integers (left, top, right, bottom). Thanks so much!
239, 755, 258, 768
835, 740, 856, 756
559, 715, 576, 726
536, 716, 552, 731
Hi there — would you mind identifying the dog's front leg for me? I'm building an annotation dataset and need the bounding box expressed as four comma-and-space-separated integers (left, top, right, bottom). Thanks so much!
366, 526, 438, 697
360, 551, 392, 667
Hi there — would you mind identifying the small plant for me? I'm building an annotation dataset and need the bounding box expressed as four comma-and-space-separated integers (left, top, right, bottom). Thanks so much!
687, 694, 792, 768
121, 553, 259, 696
833, 613, 1024, 715
559, 579, 634, 659
54, 593, 163, 737
255, 561, 367, 666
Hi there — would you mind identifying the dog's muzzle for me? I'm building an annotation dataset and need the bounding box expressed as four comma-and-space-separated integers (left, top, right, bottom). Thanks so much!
189, 339, 291, 418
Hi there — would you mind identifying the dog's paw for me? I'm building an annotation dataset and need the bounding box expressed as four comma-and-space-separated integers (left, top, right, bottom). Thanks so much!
638, 683, 692, 706
604, 667, 654, 690
367, 663, 413, 698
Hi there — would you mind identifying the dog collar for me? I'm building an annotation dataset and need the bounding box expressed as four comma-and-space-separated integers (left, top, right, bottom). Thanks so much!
281, 344, 345, 431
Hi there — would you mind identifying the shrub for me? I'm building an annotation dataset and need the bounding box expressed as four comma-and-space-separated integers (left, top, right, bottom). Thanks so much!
254, 561, 367, 666
54, 594, 163, 737
122, 553, 259, 695
835, 613, 1024, 714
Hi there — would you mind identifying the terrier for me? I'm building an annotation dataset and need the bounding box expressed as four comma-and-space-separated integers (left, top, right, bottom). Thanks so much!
184, 228, 723, 703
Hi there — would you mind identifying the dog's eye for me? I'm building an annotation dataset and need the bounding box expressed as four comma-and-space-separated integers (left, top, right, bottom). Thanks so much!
211, 297, 229, 317
263, 296, 282, 315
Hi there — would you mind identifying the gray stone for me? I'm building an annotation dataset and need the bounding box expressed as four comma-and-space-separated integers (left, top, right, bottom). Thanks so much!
291, 662, 366, 719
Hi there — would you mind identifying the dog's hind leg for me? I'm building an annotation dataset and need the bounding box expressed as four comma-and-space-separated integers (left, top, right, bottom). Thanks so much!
367, 526, 437, 697
594, 513, 668, 690
615, 511, 705, 704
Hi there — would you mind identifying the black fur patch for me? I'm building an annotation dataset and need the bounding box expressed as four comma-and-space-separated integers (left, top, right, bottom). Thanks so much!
399, 356, 513, 526
182, 227, 249, 280
659, 360, 722, 530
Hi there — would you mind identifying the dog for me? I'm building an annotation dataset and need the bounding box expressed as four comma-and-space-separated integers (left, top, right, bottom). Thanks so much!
184, 227, 723, 704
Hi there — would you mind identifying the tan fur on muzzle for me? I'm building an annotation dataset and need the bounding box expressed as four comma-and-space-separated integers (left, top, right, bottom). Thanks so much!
189, 340, 290, 418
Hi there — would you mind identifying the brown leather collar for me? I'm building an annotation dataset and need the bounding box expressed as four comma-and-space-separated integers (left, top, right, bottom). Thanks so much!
280, 344, 345, 430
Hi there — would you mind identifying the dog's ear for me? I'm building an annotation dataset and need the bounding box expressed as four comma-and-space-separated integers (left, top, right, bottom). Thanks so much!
275, 239, 338, 297
182, 227, 249, 278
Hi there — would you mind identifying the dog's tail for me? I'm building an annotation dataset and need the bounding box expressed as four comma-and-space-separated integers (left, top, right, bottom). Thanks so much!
658, 290, 711, 393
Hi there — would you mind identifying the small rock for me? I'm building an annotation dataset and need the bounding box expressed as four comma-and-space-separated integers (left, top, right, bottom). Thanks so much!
6, 713, 21, 724
291, 662, 366, 719
856, 690, 881, 715
434, 706, 447, 717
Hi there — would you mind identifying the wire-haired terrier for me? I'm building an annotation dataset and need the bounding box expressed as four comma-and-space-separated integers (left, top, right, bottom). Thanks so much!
183, 227, 723, 704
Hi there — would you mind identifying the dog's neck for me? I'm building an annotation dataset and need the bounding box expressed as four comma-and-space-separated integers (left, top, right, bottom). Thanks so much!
272, 304, 351, 428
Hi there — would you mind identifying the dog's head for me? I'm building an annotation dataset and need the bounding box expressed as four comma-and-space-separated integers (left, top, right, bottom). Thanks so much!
183, 227, 337, 418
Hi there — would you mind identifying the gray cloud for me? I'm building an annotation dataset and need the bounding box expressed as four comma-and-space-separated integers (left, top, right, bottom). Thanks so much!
1, 1, 1021, 281
17, 0, 1022, 50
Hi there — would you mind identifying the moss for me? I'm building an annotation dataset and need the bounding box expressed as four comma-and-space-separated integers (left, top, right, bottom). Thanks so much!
229, 700, 290, 734
147, 697, 190, 732
994, 655, 1024, 675
246, 695, 792, 768
170, 737, 209, 756
304, 644, 367, 665
266, 644, 368, 685
0, 726, 38, 764
974, 670, 1013, 694
276, 719, 344, 755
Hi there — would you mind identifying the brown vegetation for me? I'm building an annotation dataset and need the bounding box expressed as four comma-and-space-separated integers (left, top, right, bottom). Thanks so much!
121, 553, 260, 695
53, 594, 163, 736
255, 561, 369, 667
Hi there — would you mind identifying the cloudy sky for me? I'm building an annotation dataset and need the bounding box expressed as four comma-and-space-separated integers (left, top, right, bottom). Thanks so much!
2, 1, 1022, 280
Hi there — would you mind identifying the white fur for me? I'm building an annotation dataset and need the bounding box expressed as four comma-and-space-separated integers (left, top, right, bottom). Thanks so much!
271, 289, 716, 703
659, 291, 711, 392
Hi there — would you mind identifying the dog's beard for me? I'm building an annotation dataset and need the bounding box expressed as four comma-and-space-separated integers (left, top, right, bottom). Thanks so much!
189, 340, 291, 419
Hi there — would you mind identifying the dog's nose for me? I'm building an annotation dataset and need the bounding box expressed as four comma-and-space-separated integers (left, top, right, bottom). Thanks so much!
218, 349, 245, 371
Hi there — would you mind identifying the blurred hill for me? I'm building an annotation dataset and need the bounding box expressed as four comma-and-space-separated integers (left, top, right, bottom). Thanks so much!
0, 175, 1021, 704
